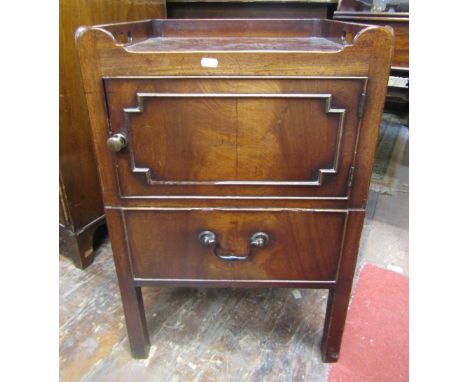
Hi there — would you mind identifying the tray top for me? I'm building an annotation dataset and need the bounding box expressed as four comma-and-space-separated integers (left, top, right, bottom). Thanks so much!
76, 19, 379, 53
126, 36, 343, 52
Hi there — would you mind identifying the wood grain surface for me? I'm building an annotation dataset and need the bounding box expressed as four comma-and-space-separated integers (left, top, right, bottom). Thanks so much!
104, 77, 364, 198
123, 209, 346, 281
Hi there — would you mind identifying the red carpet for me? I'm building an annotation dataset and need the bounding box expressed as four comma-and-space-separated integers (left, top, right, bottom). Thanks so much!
328, 264, 408, 382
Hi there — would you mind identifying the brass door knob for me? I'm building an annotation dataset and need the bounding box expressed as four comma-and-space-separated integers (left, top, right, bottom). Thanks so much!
107, 133, 127, 152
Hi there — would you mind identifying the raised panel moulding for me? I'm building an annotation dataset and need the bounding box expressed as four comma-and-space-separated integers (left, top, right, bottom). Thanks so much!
123, 92, 346, 186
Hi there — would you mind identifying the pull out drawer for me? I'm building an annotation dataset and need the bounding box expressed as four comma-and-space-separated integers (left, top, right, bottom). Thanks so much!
104, 77, 367, 199
122, 209, 347, 282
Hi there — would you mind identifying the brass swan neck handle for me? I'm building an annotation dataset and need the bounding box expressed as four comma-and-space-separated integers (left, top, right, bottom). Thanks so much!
198, 231, 269, 261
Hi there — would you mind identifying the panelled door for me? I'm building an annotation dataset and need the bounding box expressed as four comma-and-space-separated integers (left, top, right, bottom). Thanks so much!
104, 77, 367, 199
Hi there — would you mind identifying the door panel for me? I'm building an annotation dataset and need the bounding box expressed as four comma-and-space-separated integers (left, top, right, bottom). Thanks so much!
104, 77, 367, 198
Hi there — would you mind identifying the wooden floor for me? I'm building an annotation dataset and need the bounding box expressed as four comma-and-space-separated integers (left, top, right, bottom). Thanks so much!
60, 112, 408, 382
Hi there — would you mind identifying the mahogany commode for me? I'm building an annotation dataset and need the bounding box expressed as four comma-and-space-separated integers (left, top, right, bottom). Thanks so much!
76, 18, 393, 362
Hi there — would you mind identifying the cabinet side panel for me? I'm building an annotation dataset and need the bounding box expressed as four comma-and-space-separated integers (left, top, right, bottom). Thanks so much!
349, 27, 394, 208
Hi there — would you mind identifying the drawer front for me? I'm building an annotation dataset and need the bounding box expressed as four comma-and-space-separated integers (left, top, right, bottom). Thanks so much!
104, 77, 367, 199
123, 209, 347, 281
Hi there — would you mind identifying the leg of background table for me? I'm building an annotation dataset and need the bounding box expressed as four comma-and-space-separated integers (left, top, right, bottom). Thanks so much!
59, 223, 103, 269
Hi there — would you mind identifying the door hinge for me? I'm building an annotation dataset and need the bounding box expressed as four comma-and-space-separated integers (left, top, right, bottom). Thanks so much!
358, 92, 366, 118
347, 166, 355, 188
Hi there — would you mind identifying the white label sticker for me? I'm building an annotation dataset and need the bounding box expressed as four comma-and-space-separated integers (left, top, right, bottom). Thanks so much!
201, 57, 218, 68
292, 289, 302, 299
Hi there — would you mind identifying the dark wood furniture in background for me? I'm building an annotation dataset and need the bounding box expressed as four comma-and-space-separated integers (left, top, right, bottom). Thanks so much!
76, 18, 393, 362
167, 0, 337, 19
333, 0, 408, 70
59, 0, 167, 268
334, 0, 408, 110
